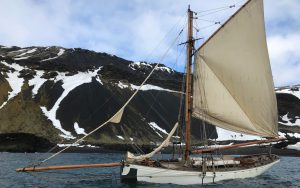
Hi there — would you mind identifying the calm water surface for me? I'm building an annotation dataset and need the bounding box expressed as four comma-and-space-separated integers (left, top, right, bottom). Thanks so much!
0, 153, 299, 188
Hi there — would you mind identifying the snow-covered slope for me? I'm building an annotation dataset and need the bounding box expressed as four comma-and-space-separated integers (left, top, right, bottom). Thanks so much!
276, 85, 300, 129
0, 45, 299, 151
0, 45, 202, 146
276, 85, 300, 100
0, 62, 24, 109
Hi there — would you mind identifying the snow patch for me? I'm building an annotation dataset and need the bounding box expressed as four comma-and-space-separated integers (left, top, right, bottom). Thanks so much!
130, 84, 182, 93
278, 132, 286, 138
41, 106, 75, 139
57, 49, 65, 56
1, 61, 24, 71
57, 143, 99, 148
149, 122, 168, 138
116, 81, 181, 93
15, 48, 37, 57
279, 113, 300, 126
129, 61, 152, 70
282, 113, 291, 122
57, 143, 80, 147
14, 56, 31, 60
74, 122, 87, 135
117, 81, 129, 89
40, 48, 65, 62
287, 133, 300, 138
8, 49, 27, 54
279, 131, 300, 139
286, 142, 300, 151
216, 127, 261, 141
149, 122, 168, 134
95, 76, 103, 85
40, 67, 101, 139
128, 62, 174, 74
155, 66, 174, 73
28, 70, 47, 96
276, 88, 300, 100
134, 61, 152, 67
117, 135, 124, 140
0, 61, 24, 109
129, 65, 136, 71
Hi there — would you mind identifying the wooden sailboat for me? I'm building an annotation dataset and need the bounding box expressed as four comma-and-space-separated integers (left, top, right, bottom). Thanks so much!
120, 0, 281, 185
17, 0, 283, 185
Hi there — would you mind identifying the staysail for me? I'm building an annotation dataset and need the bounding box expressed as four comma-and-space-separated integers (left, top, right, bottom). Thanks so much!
192, 0, 278, 137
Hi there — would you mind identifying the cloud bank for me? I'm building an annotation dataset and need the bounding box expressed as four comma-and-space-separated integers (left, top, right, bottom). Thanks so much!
0, 0, 299, 86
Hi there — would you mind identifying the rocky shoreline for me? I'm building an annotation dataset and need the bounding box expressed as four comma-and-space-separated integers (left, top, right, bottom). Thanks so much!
50, 145, 300, 157
1, 133, 299, 156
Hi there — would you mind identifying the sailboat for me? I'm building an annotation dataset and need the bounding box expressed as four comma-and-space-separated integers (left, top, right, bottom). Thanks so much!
17, 0, 283, 185
120, 0, 281, 185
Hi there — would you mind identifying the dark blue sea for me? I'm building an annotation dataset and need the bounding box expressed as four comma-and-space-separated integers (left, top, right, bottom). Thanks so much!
0, 153, 299, 188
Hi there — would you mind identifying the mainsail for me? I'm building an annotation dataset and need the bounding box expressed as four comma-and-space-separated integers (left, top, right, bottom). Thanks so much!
192, 0, 278, 137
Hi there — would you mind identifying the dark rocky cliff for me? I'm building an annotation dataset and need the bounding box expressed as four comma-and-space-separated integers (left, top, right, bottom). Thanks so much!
0, 45, 299, 152
0, 45, 216, 151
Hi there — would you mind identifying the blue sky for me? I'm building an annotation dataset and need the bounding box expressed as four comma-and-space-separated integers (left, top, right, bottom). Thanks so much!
0, 0, 299, 87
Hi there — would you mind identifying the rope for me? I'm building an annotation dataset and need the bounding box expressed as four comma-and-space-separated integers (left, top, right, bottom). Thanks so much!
196, 4, 238, 17
196, 4, 236, 14
197, 18, 222, 25
120, 124, 144, 154
38, 29, 184, 165
174, 54, 187, 157
123, 42, 185, 145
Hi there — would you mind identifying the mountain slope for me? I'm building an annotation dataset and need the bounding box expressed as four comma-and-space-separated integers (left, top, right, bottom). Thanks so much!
0, 45, 299, 152
0, 45, 217, 150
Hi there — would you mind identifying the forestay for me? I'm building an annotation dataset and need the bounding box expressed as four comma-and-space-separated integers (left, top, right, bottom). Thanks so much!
192, 0, 278, 137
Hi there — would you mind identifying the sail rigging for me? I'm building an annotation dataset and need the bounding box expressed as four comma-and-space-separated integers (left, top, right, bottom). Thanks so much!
192, 0, 278, 137
16, 1, 284, 185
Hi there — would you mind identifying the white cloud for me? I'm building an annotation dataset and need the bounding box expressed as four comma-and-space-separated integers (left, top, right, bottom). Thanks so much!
0, 0, 299, 85
268, 34, 300, 86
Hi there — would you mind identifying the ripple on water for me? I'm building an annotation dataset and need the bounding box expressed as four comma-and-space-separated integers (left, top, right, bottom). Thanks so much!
0, 153, 299, 188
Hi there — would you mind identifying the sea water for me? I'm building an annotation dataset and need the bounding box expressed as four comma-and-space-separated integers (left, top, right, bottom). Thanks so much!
0, 153, 299, 188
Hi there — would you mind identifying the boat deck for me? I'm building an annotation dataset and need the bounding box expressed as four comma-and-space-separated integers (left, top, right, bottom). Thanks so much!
130, 154, 279, 172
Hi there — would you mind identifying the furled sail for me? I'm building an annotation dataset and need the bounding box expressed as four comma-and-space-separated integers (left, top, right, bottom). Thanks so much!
126, 122, 179, 162
192, 0, 278, 137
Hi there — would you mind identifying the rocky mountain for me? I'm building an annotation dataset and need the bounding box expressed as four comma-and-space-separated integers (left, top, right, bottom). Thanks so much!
0, 45, 299, 152
274, 86, 300, 150
0, 45, 216, 151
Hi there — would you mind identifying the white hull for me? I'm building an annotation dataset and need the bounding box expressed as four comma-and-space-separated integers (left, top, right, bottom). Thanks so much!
121, 159, 279, 185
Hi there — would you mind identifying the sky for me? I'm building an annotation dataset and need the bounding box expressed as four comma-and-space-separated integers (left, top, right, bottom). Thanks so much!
0, 0, 299, 87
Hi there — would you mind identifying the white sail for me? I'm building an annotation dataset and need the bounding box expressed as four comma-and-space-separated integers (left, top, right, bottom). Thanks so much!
109, 108, 124, 123
126, 122, 179, 162
193, 0, 278, 137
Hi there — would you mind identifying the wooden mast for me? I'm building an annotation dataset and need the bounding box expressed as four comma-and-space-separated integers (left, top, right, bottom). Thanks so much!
184, 5, 194, 161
